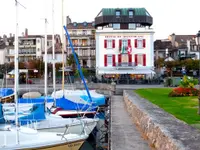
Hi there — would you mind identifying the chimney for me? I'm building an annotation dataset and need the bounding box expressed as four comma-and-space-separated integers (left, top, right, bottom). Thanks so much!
171, 33, 176, 47
25, 28, 28, 37
22, 32, 24, 37
66, 16, 71, 25
10, 33, 12, 38
3, 34, 7, 43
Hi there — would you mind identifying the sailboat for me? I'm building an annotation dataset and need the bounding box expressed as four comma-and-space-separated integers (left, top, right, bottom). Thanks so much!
2, 0, 98, 135
0, 0, 88, 149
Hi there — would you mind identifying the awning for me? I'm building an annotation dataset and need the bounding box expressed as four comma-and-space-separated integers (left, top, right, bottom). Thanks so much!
98, 69, 155, 75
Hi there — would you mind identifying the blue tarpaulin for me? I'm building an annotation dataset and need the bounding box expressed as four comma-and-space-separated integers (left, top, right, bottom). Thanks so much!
0, 88, 14, 97
56, 96, 97, 111
18, 96, 54, 103
0, 103, 5, 123
18, 103, 46, 125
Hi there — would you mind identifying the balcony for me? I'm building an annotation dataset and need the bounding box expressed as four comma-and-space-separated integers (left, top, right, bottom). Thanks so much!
19, 44, 36, 48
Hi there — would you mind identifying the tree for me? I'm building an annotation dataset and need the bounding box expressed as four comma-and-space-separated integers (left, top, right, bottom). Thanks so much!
66, 53, 80, 73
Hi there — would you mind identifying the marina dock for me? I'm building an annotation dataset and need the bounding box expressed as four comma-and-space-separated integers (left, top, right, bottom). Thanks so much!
110, 95, 150, 150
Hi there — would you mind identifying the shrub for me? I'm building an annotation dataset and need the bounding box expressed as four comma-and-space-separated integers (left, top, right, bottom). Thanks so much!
180, 75, 198, 88
169, 87, 199, 97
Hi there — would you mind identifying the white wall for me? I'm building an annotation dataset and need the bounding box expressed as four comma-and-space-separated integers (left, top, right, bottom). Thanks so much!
96, 28, 155, 75
43, 53, 67, 63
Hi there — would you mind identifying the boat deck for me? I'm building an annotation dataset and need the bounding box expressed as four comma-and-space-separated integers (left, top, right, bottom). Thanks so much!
110, 95, 150, 150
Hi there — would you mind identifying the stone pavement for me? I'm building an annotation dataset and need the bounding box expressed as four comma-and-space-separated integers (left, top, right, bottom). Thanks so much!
110, 95, 150, 150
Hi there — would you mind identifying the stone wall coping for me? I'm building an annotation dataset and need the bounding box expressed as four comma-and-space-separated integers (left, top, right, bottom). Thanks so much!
124, 90, 200, 150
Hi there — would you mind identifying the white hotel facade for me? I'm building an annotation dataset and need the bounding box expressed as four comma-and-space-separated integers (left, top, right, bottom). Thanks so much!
95, 8, 155, 79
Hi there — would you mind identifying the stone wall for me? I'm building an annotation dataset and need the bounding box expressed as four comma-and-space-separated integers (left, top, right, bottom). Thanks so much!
123, 90, 200, 150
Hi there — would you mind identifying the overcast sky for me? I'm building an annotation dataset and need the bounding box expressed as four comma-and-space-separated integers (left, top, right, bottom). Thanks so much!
0, 0, 200, 40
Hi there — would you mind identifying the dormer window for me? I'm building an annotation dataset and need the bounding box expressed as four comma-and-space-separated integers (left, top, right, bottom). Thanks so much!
129, 10, 133, 18
116, 10, 120, 18
83, 22, 87, 26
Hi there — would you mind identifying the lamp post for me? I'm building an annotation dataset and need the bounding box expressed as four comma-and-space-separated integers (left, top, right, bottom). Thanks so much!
196, 30, 200, 114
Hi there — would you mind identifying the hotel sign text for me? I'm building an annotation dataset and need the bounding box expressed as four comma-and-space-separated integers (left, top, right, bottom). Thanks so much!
105, 36, 144, 38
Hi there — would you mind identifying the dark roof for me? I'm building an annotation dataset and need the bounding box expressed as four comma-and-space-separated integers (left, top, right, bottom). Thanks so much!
97, 8, 151, 17
175, 35, 196, 43
154, 40, 172, 50
67, 22, 95, 29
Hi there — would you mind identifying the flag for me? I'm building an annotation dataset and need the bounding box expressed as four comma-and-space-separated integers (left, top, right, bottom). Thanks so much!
127, 46, 132, 54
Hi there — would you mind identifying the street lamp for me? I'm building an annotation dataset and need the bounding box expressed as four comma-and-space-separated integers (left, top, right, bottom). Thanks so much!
196, 30, 200, 114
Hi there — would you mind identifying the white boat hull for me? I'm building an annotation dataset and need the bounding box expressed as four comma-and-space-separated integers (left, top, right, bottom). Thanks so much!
0, 126, 87, 150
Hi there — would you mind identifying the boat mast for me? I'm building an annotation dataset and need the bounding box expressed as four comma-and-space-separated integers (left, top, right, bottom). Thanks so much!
52, 0, 56, 105
61, 0, 65, 95
44, 0, 48, 110
14, 0, 19, 144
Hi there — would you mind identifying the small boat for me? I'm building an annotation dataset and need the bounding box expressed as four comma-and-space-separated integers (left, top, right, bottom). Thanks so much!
1, 102, 99, 135
0, 126, 88, 150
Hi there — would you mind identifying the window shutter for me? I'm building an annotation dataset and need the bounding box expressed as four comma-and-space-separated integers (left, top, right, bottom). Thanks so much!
143, 54, 146, 66
143, 39, 146, 48
112, 40, 115, 48
104, 40, 107, 48
112, 55, 116, 66
119, 40, 122, 51
128, 39, 131, 46
118, 54, 121, 66
135, 54, 138, 66
134, 39, 137, 48
104, 55, 107, 66
128, 54, 132, 66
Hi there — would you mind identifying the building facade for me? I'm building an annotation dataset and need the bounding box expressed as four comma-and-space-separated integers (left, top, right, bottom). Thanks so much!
6, 29, 45, 63
66, 16, 96, 68
95, 8, 155, 79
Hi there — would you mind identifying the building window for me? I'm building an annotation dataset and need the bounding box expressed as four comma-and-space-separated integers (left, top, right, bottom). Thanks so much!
107, 39, 113, 49
92, 22, 95, 26
73, 22, 77, 27
116, 10, 120, 18
83, 22, 87, 26
72, 30, 77, 35
113, 23, 120, 29
136, 24, 141, 27
83, 30, 87, 35
107, 55, 113, 66
137, 54, 144, 66
128, 23, 136, 29
129, 10, 133, 18
137, 39, 143, 49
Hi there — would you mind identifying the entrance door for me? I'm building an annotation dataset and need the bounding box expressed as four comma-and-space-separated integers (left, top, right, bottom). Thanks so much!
121, 54, 128, 66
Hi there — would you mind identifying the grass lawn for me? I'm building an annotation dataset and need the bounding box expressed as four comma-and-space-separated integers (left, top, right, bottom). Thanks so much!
135, 88, 200, 126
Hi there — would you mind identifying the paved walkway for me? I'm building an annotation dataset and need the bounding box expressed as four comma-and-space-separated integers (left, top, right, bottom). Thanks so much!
110, 95, 150, 150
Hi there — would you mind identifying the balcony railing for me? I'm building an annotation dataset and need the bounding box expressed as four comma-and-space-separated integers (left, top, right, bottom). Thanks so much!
66, 44, 95, 47
69, 34, 94, 37
116, 62, 136, 67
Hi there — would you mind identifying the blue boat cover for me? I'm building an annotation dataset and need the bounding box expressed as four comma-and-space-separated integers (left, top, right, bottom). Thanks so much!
80, 95, 105, 106
18, 96, 54, 103
0, 103, 5, 123
18, 103, 46, 125
0, 88, 14, 97
56, 96, 97, 111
